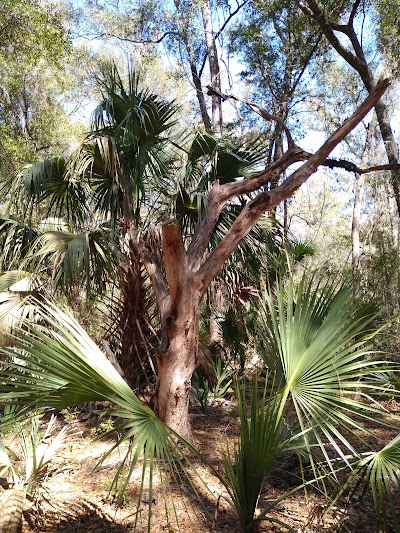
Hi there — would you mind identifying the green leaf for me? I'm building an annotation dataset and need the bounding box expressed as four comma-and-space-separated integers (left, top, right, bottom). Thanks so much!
0, 299, 210, 531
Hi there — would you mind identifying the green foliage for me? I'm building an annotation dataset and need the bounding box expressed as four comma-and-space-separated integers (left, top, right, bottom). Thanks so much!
222, 376, 289, 532
228, 0, 322, 123
212, 356, 234, 399
0, 2, 83, 180
257, 274, 398, 462
374, 0, 400, 75
0, 299, 207, 531
215, 273, 400, 532
356, 434, 400, 532
193, 371, 210, 411
90, 418, 116, 437
0, 414, 69, 499
0, 1, 70, 65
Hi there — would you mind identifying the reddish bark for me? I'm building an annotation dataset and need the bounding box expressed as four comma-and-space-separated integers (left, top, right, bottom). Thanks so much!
134, 79, 390, 439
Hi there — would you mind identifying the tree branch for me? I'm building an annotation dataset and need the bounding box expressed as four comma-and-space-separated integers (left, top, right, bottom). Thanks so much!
297, 0, 367, 76
187, 145, 306, 271
349, 0, 362, 25
195, 77, 390, 292
199, 0, 249, 78
97, 30, 181, 45
206, 86, 295, 147
322, 159, 400, 175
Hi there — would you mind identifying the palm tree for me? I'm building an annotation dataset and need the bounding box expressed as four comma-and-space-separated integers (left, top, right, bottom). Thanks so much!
0, 66, 280, 395
0, 65, 181, 388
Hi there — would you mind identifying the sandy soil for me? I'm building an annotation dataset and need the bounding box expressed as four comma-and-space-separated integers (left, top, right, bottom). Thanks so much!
5, 398, 399, 533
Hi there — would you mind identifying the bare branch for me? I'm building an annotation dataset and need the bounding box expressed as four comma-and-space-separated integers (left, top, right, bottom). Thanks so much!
196, 192, 272, 292
196, 78, 391, 292
297, 0, 367, 77
322, 159, 400, 175
349, 0, 362, 25
206, 86, 295, 147
97, 30, 181, 45
187, 145, 306, 271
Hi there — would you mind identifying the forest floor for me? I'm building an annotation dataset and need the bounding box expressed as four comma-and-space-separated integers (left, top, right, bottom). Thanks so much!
8, 397, 400, 533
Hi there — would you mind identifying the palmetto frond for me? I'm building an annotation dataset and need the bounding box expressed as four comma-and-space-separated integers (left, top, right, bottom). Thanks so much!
0, 271, 41, 344
23, 227, 119, 294
5, 158, 90, 227
89, 65, 180, 222
185, 131, 268, 187
355, 434, 400, 532
257, 274, 400, 466
0, 218, 38, 269
72, 135, 122, 224
0, 300, 207, 531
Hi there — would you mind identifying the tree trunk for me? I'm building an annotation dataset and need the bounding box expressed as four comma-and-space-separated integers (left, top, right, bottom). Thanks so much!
155, 220, 201, 440
352, 115, 377, 297
351, 172, 363, 296
173, 0, 212, 131
117, 253, 157, 388
299, 0, 400, 215
201, 0, 223, 134
156, 303, 199, 439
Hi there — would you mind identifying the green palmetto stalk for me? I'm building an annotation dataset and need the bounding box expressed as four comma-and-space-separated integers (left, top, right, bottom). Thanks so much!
221, 375, 289, 532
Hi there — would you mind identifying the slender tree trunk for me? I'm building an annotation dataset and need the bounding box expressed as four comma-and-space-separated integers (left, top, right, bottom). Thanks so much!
299, 0, 400, 215
352, 115, 376, 296
186, 41, 212, 131
201, 0, 223, 134
173, 0, 212, 131
351, 172, 363, 296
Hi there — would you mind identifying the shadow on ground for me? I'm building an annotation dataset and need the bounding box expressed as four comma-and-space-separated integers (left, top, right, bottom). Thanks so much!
23, 501, 130, 532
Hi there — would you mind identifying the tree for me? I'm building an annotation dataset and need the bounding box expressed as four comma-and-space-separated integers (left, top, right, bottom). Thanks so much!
0, 1, 82, 179
73, 0, 249, 132
295, 0, 400, 216
148, 79, 388, 437
0, 59, 391, 438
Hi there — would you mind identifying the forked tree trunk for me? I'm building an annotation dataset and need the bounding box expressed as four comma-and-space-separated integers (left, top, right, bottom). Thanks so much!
135, 80, 390, 439
154, 220, 202, 440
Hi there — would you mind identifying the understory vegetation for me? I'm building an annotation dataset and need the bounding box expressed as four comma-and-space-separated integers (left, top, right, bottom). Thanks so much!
1, 1, 400, 532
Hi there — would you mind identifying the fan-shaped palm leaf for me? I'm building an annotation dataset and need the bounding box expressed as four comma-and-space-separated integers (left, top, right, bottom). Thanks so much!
257, 274, 400, 468
90, 65, 180, 222
0, 218, 38, 269
341, 434, 400, 532
24, 227, 118, 294
5, 158, 90, 227
0, 300, 208, 531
